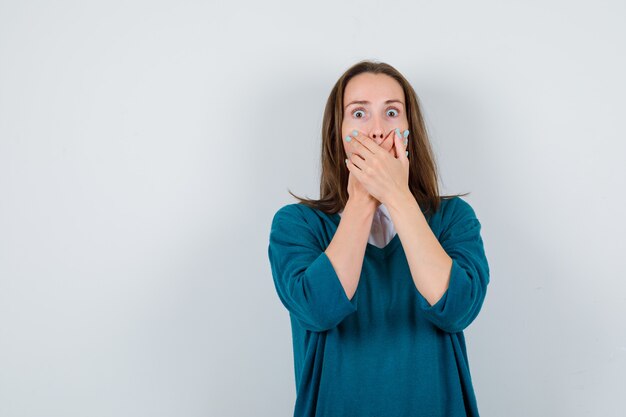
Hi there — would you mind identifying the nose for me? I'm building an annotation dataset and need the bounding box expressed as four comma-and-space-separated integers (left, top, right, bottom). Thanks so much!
369, 122, 386, 144
370, 130, 384, 142
370, 126, 385, 145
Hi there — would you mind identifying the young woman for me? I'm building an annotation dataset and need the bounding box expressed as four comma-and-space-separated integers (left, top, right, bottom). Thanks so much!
268, 60, 490, 417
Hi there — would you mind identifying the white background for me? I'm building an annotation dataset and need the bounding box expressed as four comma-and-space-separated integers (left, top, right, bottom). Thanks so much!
1, 1, 625, 416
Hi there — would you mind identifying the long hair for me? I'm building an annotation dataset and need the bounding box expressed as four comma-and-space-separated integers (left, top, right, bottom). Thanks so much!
288, 60, 469, 220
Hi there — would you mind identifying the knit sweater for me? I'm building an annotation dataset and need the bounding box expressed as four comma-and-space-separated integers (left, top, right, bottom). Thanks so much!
267, 196, 490, 417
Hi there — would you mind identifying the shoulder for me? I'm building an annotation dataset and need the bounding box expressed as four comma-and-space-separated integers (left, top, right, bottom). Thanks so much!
441, 196, 478, 220
269, 203, 328, 249
439, 196, 482, 239
270, 203, 326, 234
271, 203, 313, 224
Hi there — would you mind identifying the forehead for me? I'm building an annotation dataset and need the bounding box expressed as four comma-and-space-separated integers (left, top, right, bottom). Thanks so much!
343, 73, 404, 102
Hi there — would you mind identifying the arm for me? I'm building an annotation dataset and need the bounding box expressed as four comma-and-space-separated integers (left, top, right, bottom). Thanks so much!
386, 194, 490, 333
268, 203, 374, 332
325, 199, 375, 301
386, 191, 453, 307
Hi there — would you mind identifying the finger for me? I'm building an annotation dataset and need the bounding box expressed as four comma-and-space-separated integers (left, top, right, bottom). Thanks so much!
402, 128, 410, 149
345, 157, 364, 181
393, 128, 409, 160
347, 130, 366, 159
380, 129, 395, 153
402, 128, 410, 159
349, 129, 379, 155
346, 150, 365, 170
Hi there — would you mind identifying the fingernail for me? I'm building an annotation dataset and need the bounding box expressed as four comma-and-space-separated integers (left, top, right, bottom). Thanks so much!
395, 128, 402, 138
344, 135, 352, 142
403, 139, 408, 146
403, 129, 409, 138
405, 150, 409, 156
345, 158, 348, 164
352, 130, 358, 136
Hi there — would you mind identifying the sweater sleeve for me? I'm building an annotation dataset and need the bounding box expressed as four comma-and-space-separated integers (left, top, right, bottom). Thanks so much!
415, 198, 490, 333
267, 205, 358, 333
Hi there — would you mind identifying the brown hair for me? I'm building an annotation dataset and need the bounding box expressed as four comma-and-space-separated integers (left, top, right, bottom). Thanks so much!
288, 59, 469, 220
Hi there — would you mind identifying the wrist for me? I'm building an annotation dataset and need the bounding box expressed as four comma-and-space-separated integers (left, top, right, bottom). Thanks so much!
384, 189, 415, 213
345, 197, 377, 220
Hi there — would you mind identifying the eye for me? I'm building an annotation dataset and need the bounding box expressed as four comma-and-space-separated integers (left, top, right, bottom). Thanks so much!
352, 108, 366, 118
350, 106, 401, 119
387, 108, 400, 117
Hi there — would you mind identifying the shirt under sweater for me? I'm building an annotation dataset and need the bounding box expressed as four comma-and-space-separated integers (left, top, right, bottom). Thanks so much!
267, 196, 490, 417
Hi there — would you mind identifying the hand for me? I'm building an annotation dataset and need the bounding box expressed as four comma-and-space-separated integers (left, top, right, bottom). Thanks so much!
345, 128, 410, 206
345, 129, 399, 211
346, 163, 378, 211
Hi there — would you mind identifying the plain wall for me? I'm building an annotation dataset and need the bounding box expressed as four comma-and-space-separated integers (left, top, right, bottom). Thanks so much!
1, 0, 625, 416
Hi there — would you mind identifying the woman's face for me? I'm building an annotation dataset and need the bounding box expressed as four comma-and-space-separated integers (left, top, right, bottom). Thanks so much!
341, 72, 409, 155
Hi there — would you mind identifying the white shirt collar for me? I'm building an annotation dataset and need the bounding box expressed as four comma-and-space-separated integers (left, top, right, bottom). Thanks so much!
378, 203, 391, 220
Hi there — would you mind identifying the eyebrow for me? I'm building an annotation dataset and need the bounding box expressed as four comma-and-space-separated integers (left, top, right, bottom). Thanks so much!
344, 99, 404, 110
